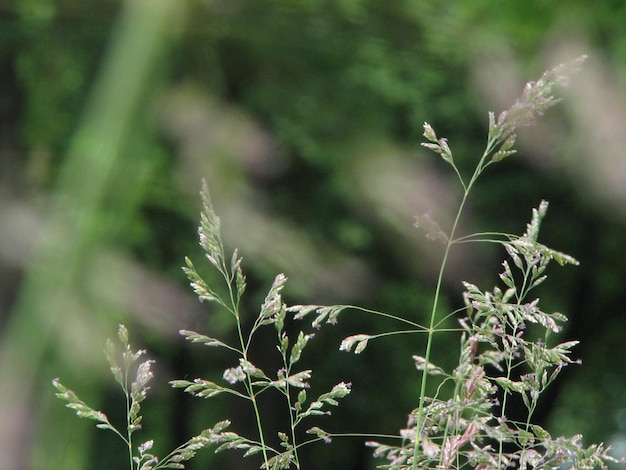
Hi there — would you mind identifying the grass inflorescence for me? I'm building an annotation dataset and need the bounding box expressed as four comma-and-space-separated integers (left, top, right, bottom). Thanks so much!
53, 55, 622, 470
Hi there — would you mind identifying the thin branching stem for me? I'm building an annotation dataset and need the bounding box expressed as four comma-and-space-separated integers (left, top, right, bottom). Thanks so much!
412, 137, 502, 469
235, 309, 271, 467
412, 184, 470, 469
343, 305, 429, 329
121, 356, 135, 468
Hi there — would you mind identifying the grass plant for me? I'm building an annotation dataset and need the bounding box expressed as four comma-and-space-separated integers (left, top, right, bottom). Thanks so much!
53, 56, 621, 469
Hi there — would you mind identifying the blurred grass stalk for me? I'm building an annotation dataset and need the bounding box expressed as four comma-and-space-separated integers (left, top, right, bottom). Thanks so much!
0, 0, 179, 468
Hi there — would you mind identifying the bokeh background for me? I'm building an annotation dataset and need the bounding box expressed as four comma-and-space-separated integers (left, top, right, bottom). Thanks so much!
1, 1, 625, 469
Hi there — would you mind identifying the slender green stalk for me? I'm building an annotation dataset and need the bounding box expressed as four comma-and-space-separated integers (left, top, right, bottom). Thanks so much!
207, 215, 273, 469
497, 321, 520, 466
236, 318, 271, 468
125, 381, 134, 469
226, 268, 271, 468
345, 306, 429, 329
411, 187, 468, 469
284, 365, 301, 469
411, 134, 500, 469
247, 381, 271, 467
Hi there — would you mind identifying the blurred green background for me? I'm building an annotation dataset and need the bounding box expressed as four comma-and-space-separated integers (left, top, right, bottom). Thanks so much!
1, 0, 625, 468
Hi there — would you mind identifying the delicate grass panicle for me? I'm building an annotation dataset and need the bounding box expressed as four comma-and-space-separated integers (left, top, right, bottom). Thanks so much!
54, 56, 621, 469
52, 324, 221, 469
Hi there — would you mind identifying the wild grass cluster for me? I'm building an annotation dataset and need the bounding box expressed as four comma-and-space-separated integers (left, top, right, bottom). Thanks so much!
53, 56, 622, 469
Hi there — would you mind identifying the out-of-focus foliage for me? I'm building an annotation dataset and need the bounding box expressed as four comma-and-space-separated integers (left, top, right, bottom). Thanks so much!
1, 1, 625, 469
